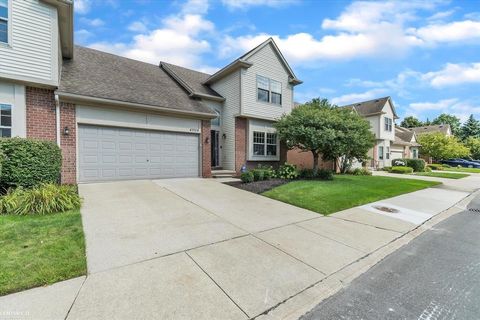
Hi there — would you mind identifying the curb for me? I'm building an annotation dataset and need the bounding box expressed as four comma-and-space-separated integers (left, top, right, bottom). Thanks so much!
255, 189, 479, 320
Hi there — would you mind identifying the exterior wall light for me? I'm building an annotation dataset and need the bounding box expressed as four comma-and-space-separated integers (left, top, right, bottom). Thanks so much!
63, 127, 70, 136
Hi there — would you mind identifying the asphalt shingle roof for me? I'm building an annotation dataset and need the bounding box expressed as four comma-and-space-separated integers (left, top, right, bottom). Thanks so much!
408, 124, 451, 135
160, 62, 222, 98
58, 46, 215, 116
341, 97, 392, 117
394, 126, 420, 146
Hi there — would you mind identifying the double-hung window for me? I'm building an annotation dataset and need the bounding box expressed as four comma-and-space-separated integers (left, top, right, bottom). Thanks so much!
0, 104, 11, 137
257, 75, 282, 105
0, 0, 8, 44
386, 146, 390, 160
253, 131, 278, 157
384, 117, 392, 132
378, 146, 384, 160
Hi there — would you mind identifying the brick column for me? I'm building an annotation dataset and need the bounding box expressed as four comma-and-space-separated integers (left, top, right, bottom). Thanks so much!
235, 117, 247, 174
26, 87, 56, 141
201, 120, 211, 178
60, 102, 76, 184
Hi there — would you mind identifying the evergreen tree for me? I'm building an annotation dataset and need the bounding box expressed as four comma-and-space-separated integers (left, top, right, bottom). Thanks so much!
460, 114, 480, 140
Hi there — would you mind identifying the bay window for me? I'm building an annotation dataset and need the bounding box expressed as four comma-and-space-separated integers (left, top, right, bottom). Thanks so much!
257, 75, 282, 105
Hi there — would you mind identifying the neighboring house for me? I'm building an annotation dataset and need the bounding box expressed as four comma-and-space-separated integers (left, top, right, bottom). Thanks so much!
408, 124, 452, 137
341, 97, 398, 169
0, 0, 302, 183
391, 126, 420, 160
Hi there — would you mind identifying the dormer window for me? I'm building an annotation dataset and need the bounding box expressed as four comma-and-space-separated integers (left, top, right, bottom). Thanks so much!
0, 0, 8, 44
257, 75, 282, 105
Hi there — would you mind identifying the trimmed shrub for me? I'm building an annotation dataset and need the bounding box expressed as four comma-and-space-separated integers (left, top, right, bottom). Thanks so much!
0, 138, 62, 189
390, 166, 414, 174
240, 171, 254, 183
299, 168, 315, 179
317, 169, 334, 180
392, 159, 407, 167
0, 184, 81, 215
427, 164, 444, 170
425, 166, 433, 172
406, 159, 426, 172
382, 166, 392, 172
252, 169, 265, 181
277, 163, 299, 180
392, 158, 425, 172
348, 168, 372, 176
256, 165, 274, 179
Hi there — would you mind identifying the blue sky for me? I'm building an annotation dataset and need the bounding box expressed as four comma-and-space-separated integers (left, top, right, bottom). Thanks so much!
74, 0, 480, 123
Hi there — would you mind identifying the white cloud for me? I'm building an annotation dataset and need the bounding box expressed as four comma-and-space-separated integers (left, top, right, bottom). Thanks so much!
75, 29, 94, 43
181, 0, 209, 15
80, 18, 104, 27
411, 20, 480, 44
75, 0, 91, 14
89, 14, 213, 67
331, 88, 388, 106
221, 0, 297, 9
421, 62, 480, 87
427, 10, 456, 22
128, 21, 148, 33
406, 99, 480, 122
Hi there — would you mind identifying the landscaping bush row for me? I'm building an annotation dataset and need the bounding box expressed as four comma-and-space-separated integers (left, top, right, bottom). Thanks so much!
0, 138, 62, 189
0, 184, 81, 215
427, 163, 451, 171
240, 163, 336, 183
391, 158, 426, 172
389, 166, 414, 174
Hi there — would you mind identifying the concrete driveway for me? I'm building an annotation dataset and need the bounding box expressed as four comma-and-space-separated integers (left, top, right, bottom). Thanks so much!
0, 178, 472, 320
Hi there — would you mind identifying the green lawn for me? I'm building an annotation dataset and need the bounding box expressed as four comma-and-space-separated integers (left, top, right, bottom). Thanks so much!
439, 167, 480, 173
263, 175, 440, 216
0, 209, 86, 296
414, 172, 469, 179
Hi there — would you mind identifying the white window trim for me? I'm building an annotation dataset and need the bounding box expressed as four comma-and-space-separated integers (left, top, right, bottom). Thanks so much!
247, 119, 280, 161
256, 75, 282, 106
0, 0, 11, 47
378, 146, 384, 160
384, 117, 393, 132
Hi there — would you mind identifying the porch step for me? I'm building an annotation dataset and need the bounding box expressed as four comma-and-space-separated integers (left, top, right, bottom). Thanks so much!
211, 170, 237, 178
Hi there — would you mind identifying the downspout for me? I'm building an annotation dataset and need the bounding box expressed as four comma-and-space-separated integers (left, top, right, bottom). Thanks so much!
55, 94, 61, 146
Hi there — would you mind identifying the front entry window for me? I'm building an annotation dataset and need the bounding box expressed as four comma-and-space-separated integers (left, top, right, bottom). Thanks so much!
0, 103, 11, 137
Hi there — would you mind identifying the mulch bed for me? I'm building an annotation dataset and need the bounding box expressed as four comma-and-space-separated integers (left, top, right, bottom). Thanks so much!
224, 178, 289, 194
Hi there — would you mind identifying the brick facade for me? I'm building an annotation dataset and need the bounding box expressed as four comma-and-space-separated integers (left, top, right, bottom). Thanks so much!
60, 102, 76, 184
235, 117, 247, 173
26, 87, 56, 141
286, 148, 335, 170
201, 120, 212, 178
26, 87, 77, 184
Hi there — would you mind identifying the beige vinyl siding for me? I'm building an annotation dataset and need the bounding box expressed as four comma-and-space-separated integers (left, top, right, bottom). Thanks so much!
210, 71, 240, 170
0, 0, 58, 86
241, 43, 293, 120
378, 100, 395, 141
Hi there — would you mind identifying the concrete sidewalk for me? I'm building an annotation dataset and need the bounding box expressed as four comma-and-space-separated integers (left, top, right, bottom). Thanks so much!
0, 177, 476, 320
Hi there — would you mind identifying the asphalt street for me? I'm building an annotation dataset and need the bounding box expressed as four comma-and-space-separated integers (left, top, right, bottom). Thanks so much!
301, 194, 480, 320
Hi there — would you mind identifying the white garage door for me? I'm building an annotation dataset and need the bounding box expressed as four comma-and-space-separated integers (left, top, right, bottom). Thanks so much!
78, 125, 199, 182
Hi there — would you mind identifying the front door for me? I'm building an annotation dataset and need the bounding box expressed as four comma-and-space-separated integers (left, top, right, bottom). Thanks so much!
210, 130, 220, 167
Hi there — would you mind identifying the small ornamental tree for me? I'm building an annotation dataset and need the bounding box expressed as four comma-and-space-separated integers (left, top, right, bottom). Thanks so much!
417, 132, 470, 161
275, 98, 375, 174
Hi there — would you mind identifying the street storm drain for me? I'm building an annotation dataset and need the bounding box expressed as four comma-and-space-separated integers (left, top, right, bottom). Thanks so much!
468, 207, 480, 213
373, 205, 400, 214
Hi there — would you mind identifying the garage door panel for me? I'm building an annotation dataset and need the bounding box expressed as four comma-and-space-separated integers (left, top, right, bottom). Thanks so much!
78, 124, 199, 182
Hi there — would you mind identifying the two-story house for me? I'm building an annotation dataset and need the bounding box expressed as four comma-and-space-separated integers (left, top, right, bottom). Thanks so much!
0, 0, 301, 183
341, 97, 398, 168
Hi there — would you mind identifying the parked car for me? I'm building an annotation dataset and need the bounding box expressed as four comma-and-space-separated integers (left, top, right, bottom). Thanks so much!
441, 158, 480, 168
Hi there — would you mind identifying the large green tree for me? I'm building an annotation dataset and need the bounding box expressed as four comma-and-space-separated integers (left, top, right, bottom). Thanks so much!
431, 113, 461, 136
400, 116, 423, 128
464, 137, 480, 159
460, 114, 480, 140
275, 98, 375, 174
417, 132, 470, 160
